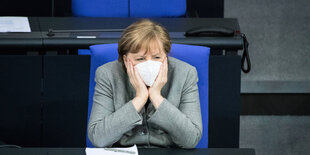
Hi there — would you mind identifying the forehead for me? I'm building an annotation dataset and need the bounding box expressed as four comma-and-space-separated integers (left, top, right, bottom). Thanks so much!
131, 39, 164, 56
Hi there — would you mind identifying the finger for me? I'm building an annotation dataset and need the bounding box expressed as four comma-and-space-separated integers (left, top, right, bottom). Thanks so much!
125, 57, 131, 73
129, 60, 135, 79
131, 61, 144, 83
156, 62, 164, 84
126, 59, 131, 74
130, 60, 134, 76
130, 60, 142, 85
127, 60, 135, 81
134, 67, 143, 83
162, 60, 166, 76
162, 58, 168, 83
124, 56, 131, 72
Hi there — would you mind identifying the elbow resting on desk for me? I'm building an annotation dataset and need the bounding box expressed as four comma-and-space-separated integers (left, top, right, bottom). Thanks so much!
178, 126, 202, 149
88, 124, 115, 148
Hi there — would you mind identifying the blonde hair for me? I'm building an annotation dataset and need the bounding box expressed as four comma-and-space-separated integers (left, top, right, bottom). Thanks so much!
118, 19, 171, 67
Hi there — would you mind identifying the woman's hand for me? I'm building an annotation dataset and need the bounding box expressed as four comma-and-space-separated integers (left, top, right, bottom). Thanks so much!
124, 57, 148, 112
148, 57, 168, 109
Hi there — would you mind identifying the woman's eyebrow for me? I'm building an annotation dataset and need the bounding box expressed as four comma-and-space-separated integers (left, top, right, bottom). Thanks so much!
133, 51, 147, 57
151, 52, 161, 56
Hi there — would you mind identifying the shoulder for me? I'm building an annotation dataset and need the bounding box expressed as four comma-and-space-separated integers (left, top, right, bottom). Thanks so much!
166, 57, 199, 96
95, 60, 126, 79
168, 56, 197, 76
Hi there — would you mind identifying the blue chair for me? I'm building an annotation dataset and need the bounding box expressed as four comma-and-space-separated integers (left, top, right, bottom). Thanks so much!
72, 0, 186, 17
130, 0, 186, 17
72, 0, 129, 17
80, 43, 209, 148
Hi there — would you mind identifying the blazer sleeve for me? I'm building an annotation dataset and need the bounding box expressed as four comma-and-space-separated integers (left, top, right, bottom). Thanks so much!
147, 67, 203, 148
88, 67, 143, 147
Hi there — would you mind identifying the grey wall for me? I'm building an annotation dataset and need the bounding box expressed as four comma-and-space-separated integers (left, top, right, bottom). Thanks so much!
240, 116, 310, 155
225, 0, 310, 93
225, 2, 310, 155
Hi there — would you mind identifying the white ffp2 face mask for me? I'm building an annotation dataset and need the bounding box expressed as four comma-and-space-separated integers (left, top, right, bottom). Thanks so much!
134, 60, 162, 86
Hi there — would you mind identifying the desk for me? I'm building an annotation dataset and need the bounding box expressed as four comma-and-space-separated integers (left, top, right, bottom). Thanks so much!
0, 17, 243, 50
0, 148, 255, 155
39, 17, 242, 50
0, 17, 242, 148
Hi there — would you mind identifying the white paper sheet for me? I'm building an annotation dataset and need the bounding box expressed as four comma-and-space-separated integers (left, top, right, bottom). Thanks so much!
86, 145, 138, 155
0, 17, 31, 32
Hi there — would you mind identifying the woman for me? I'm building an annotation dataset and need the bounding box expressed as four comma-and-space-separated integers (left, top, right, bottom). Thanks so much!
88, 19, 202, 148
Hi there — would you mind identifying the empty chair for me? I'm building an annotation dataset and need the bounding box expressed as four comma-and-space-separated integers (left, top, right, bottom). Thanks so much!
72, 0, 186, 17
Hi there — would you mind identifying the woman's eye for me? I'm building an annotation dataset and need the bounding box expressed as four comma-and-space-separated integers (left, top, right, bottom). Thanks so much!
155, 57, 161, 59
136, 58, 144, 61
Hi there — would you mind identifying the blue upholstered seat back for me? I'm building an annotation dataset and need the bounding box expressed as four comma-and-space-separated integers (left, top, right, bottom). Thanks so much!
130, 0, 186, 17
72, 0, 186, 17
82, 43, 209, 148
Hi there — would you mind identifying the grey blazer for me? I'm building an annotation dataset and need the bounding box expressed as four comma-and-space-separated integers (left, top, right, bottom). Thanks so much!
88, 56, 202, 148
